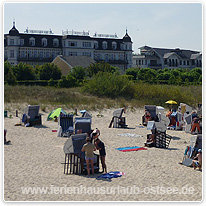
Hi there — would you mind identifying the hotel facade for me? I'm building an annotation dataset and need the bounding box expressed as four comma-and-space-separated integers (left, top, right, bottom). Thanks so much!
4, 22, 133, 71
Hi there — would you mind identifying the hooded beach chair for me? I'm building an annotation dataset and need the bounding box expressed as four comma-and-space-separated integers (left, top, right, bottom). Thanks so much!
109, 107, 127, 128
63, 133, 99, 175
22, 105, 42, 126
181, 135, 199, 167
58, 114, 74, 137
142, 105, 159, 126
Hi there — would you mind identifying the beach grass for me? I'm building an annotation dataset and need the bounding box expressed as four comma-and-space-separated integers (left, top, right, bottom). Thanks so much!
4, 84, 202, 113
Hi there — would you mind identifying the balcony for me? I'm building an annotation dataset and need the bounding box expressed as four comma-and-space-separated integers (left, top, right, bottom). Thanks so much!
148, 63, 162, 67
18, 57, 53, 62
94, 58, 128, 65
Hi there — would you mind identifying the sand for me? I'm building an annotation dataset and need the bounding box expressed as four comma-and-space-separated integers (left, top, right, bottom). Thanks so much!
4, 108, 202, 201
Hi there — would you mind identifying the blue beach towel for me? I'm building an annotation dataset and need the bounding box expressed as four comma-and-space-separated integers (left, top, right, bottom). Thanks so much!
97, 171, 125, 179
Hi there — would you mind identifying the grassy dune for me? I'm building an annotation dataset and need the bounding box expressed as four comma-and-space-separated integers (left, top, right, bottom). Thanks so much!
4, 84, 202, 113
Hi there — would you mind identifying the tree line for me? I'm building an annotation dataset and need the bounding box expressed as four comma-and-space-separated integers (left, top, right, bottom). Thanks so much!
4, 61, 202, 89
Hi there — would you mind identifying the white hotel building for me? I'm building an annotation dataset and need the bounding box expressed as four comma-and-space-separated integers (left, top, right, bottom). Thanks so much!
4, 22, 133, 71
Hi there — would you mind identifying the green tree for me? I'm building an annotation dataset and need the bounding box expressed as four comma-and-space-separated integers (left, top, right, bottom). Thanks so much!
58, 74, 77, 88
5, 68, 17, 85
137, 68, 157, 83
168, 74, 176, 85
4, 61, 12, 80
171, 69, 180, 77
70, 66, 86, 84
86, 62, 119, 77
83, 72, 134, 98
38, 63, 62, 80
125, 68, 139, 80
13, 62, 36, 80
198, 75, 202, 84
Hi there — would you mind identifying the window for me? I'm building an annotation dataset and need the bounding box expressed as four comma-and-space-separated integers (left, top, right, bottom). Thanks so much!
68, 41, 77, 47
82, 42, 91, 48
105, 54, 109, 61
110, 54, 114, 60
39, 51, 43, 58
29, 37, 35, 46
20, 51, 26, 58
34, 51, 38, 58
120, 44, 124, 50
94, 41, 98, 49
20, 39, 24, 46
139, 60, 141, 65
102, 41, 107, 49
42, 38, 47, 47
10, 50, 14, 58
28, 50, 32, 58
53, 38, 59, 47
46, 52, 50, 58
10, 39, 14, 45
112, 42, 117, 50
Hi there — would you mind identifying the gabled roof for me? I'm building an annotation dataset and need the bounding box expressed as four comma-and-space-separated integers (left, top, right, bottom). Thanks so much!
191, 53, 202, 59
139, 45, 201, 59
163, 52, 175, 58
59, 55, 96, 68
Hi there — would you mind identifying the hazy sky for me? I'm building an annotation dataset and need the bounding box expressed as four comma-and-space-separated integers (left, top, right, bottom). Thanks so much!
3, 1, 203, 53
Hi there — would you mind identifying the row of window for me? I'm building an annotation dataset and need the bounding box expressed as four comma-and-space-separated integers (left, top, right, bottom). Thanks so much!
9, 38, 59, 47
8, 38, 132, 50
135, 59, 202, 67
63, 40, 132, 50
7, 49, 61, 59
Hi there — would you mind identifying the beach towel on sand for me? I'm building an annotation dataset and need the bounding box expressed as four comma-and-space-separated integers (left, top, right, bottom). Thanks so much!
116, 146, 147, 152
97, 171, 125, 179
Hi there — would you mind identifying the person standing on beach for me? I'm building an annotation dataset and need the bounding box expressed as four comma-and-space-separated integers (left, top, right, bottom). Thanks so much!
95, 138, 107, 174
90, 128, 100, 143
81, 137, 96, 175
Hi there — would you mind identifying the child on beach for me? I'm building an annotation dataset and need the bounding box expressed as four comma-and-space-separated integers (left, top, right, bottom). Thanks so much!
81, 137, 96, 175
95, 138, 107, 174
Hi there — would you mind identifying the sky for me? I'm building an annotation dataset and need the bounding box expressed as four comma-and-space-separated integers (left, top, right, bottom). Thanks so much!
3, 1, 203, 54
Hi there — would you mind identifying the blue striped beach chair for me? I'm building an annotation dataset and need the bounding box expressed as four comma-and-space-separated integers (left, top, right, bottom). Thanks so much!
58, 114, 74, 137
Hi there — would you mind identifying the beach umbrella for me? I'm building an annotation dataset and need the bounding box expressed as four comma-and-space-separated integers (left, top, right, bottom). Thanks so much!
47, 108, 67, 120
165, 100, 177, 105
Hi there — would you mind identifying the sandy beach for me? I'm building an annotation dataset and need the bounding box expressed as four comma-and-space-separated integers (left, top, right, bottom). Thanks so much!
4, 107, 202, 201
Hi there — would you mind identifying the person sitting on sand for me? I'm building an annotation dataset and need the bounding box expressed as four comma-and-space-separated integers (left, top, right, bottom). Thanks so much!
95, 138, 107, 174
192, 149, 202, 170
145, 110, 152, 125
81, 137, 96, 175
